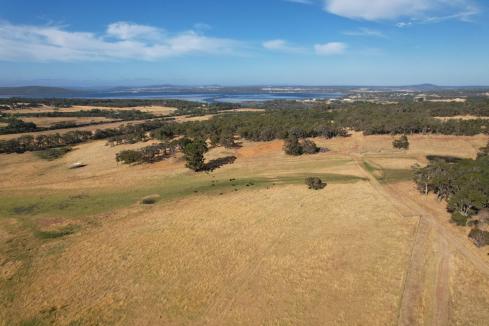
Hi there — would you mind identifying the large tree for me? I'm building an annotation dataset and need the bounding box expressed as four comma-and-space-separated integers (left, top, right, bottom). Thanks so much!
183, 138, 208, 171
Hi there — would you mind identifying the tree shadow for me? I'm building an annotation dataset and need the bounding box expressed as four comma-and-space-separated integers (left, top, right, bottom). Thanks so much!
204, 156, 237, 172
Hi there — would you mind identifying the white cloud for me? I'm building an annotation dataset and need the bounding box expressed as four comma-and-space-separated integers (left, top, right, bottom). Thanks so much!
262, 39, 305, 53
262, 39, 306, 53
0, 21, 242, 62
263, 39, 288, 50
106, 22, 162, 40
323, 0, 479, 21
314, 42, 347, 55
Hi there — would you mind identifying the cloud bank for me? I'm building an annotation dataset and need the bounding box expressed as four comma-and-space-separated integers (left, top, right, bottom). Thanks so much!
314, 42, 347, 55
262, 39, 306, 53
323, 0, 478, 22
0, 21, 241, 62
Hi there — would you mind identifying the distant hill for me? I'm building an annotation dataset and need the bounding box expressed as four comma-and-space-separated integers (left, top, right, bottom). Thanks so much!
0, 86, 87, 97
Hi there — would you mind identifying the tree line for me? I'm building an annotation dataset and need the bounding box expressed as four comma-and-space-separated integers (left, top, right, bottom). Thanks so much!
0, 119, 172, 154
412, 143, 489, 230
2, 102, 489, 154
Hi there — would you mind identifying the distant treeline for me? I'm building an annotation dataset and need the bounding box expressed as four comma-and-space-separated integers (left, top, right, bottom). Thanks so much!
2, 101, 489, 154
335, 105, 489, 135
0, 97, 240, 111
151, 110, 348, 143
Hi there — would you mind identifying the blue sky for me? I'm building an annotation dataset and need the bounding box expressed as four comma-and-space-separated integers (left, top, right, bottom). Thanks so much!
0, 0, 488, 86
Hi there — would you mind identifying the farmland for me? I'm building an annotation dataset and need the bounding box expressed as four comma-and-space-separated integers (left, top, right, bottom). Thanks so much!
1, 114, 489, 325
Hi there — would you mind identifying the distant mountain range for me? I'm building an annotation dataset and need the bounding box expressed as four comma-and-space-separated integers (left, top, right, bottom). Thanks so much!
0, 84, 488, 98
0, 86, 87, 97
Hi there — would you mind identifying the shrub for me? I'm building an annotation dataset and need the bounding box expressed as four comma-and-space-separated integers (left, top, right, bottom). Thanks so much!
451, 212, 469, 226
301, 139, 319, 154
219, 132, 237, 148
468, 228, 489, 247
283, 135, 303, 156
305, 177, 327, 190
393, 135, 410, 150
36, 146, 72, 161
141, 195, 160, 205
116, 150, 144, 164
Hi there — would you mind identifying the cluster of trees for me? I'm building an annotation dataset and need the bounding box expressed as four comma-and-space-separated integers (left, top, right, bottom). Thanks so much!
2, 99, 489, 155
149, 110, 348, 155
0, 119, 171, 154
107, 131, 150, 146
412, 144, 489, 227
393, 135, 410, 150
255, 100, 329, 111
0, 118, 38, 134
335, 105, 489, 136
283, 136, 319, 156
116, 143, 177, 164
0, 131, 92, 153
0, 98, 241, 117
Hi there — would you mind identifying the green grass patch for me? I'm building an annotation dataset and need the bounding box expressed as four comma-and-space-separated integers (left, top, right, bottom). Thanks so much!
34, 225, 79, 240
362, 160, 412, 184
380, 168, 413, 184
0, 172, 364, 221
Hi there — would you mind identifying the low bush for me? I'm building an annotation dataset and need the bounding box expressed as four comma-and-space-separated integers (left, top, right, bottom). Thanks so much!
393, 135, 410, 150
301, 139, 320, 154
141, 194, 160, 205
468, 228, 489, 247
451, 212, 469, 226
116, 150, 144, 164
305, 177, 327, 190
36, 146, 72, 161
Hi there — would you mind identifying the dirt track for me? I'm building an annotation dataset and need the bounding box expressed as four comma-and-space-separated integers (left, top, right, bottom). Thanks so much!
354, 153, 489, 326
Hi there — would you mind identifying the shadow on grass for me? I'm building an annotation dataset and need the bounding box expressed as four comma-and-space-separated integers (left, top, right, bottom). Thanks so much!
34, 225, 79, 240
203, 156, 237, 172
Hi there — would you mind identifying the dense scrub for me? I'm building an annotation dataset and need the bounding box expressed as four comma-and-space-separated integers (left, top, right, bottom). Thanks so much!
116, 143, 177, 164
413, 143, 489, 226
35, 147, 72, 160
335, 105, 489, 135
3, 99, 489, 154
283, 136, 319, 155
0, 118, 39, 134
393, 135, 410, 150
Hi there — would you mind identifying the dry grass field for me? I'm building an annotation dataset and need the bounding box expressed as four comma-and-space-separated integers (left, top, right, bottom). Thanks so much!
0, 119, 151, 141
2, 105, 177, 116
435, 115, 489, 121
1, 131, 489, 325
21, 116, 116, 128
